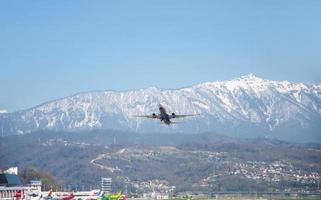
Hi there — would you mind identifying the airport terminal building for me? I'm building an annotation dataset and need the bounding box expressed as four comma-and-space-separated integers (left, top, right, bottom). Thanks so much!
0, 167, 42, 199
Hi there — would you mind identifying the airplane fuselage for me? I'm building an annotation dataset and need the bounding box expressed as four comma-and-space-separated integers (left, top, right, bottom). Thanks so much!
159, 104, 171, 125
134, 103, 198, 125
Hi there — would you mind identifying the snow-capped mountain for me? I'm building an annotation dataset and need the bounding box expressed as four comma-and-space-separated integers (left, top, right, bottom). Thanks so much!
1, 74, 321, 142
0, 109, 8, 114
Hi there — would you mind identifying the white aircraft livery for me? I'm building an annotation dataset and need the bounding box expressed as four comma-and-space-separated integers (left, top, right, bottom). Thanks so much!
134, 104, 199, 125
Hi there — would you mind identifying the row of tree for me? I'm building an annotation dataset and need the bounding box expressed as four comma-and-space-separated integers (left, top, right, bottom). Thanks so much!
19, 167, 59, 190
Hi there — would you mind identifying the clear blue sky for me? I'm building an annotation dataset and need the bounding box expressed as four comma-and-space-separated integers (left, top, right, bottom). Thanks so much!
1, 0, 321, 112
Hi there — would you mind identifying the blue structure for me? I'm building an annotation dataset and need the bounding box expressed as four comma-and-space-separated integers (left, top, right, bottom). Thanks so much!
0, 173, 21, 186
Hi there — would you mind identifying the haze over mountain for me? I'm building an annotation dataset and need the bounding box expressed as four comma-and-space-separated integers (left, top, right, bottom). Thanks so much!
1, 74, 320, 142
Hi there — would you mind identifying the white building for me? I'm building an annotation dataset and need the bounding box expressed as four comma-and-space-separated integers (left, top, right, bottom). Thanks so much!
101, 178, 112, 192
3, 167, 18, 175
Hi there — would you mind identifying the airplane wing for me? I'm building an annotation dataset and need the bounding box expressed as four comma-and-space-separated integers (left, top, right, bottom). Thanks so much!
170, 114, 200, 119
133, 114, 160, 119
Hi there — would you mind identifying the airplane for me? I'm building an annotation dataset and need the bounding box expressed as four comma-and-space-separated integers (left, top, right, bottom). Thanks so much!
60, 193, 74, 200
87, 191, 123, 200
41, 190, 57, 200
134, 104, 199, 125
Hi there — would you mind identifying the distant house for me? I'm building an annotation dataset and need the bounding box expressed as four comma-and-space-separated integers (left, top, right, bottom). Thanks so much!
29, 180, 42, 192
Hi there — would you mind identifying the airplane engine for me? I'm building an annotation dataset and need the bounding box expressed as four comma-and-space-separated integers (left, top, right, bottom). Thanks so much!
171, 113, 176, 118
152, 113, 157, 118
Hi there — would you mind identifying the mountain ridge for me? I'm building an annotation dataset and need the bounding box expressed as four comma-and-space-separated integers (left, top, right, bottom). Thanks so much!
1, 74, 321, 142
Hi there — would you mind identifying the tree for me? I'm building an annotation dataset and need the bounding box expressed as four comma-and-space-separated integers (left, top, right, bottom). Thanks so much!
19, 166, 59, 190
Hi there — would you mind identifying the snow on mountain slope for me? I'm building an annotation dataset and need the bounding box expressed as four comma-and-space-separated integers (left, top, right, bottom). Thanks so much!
0, 109, 8, 114
1, 74, 321, 141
